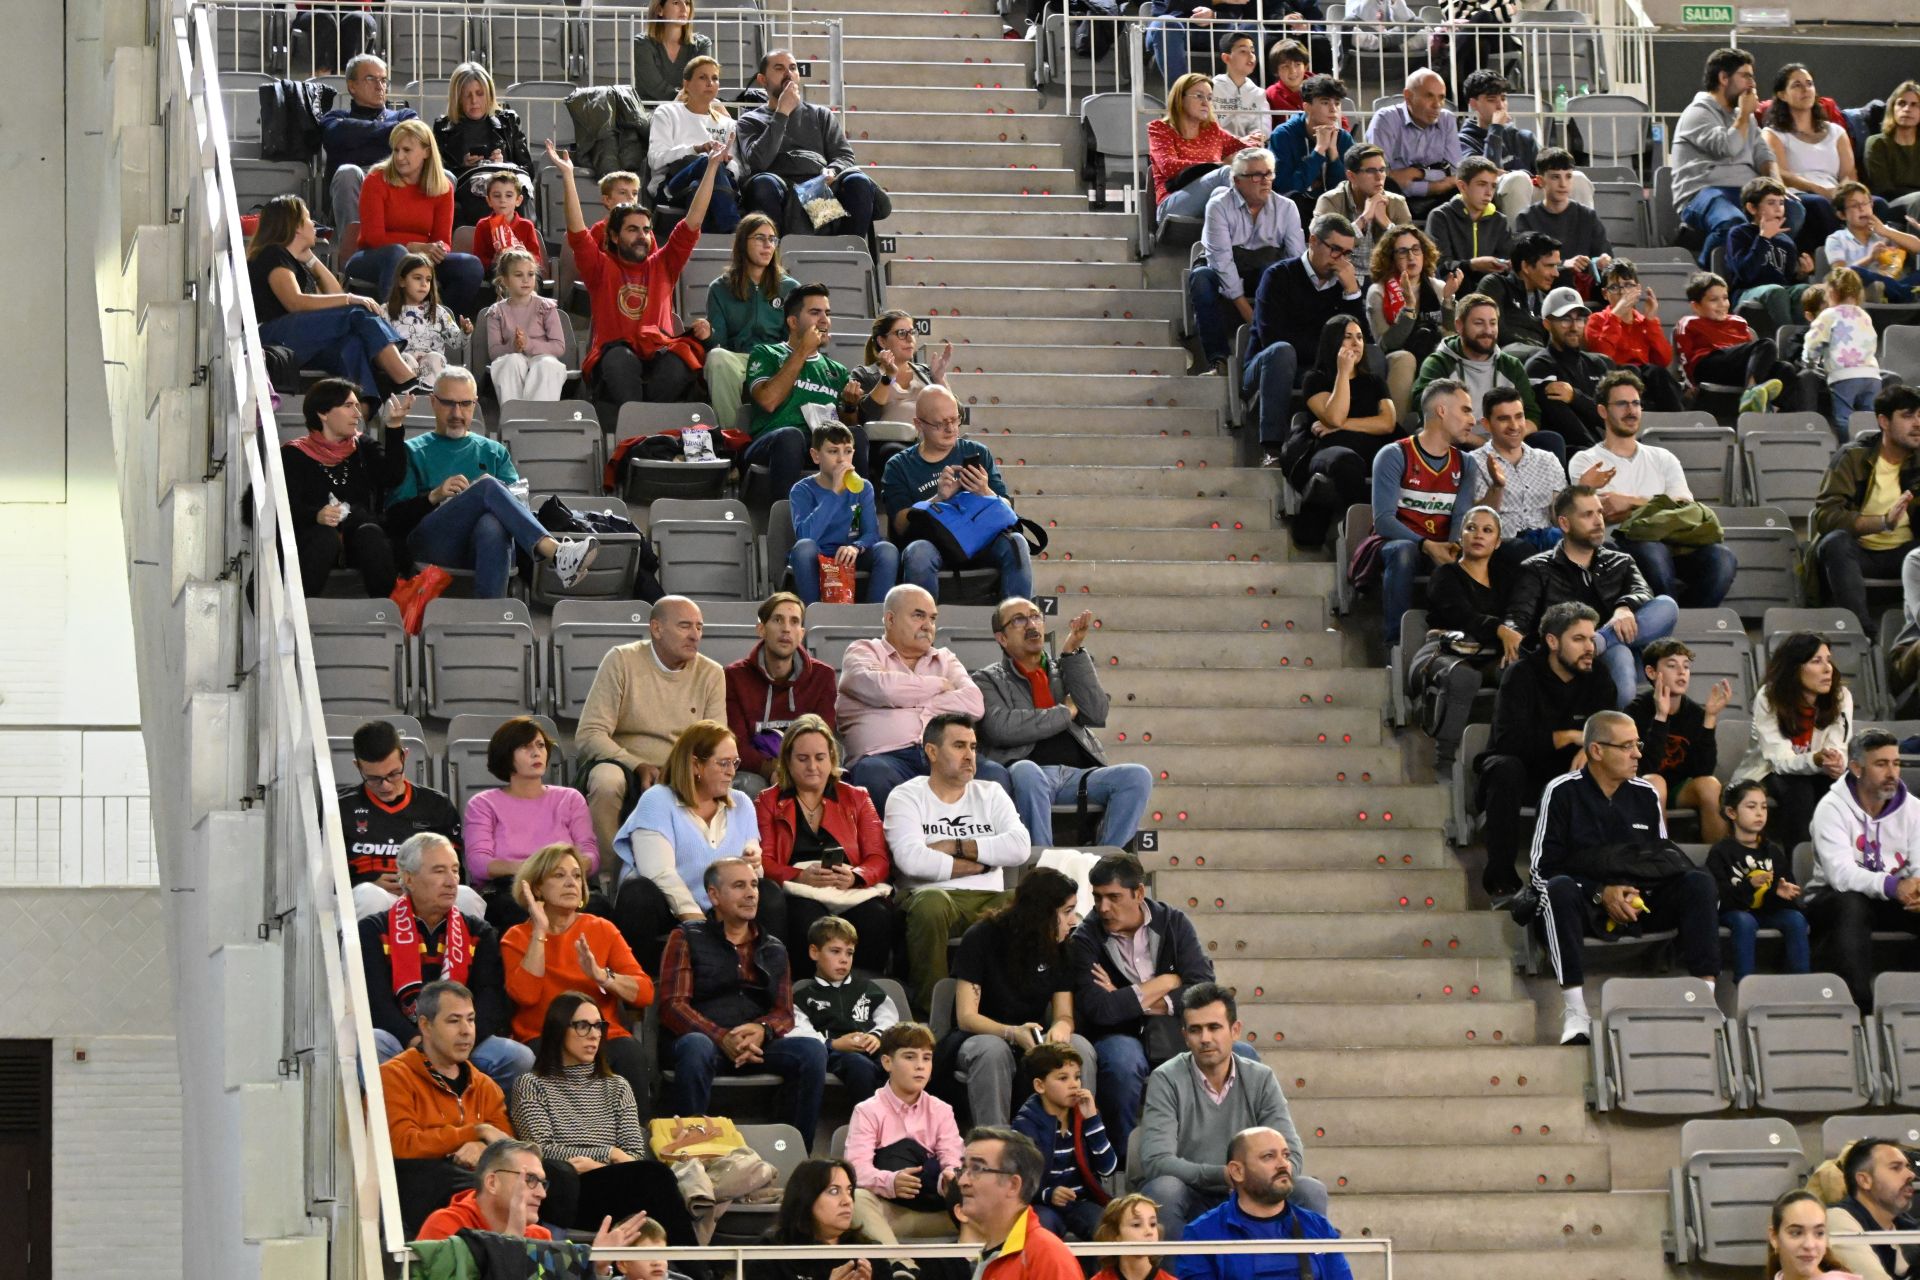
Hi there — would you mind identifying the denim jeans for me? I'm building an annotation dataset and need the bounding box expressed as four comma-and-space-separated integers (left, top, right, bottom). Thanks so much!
259, 306, 405, 397
1592, 592, 1678, 708
1006, 760, 1154, 848
1379, 537, 1427, 645
742, 169, 881, 237
900, 530, 1033, 602
346, 243, 488, 318
847, 744, 1014, 824
1242, 341, 1301, 446
1683, 185, 1806, 267
1094, 1036, 1256, 1160
1186, 265, 1244, 366
790, 540, 900, 604
1720, 905, 1810, 981
373, 1028, 535, 1092
1156, 166, 1232, 223
405, 474, 550, 597
668, 1031, 829, 1149
661, 154, 741, 232
1830, 377, 1881, 440
1619, 539, 1737, 609
1144, 17, 1257, 81
1855, 267, 1920, 303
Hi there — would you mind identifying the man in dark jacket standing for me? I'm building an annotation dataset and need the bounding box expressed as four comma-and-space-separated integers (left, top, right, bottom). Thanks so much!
976, 599, 1153, 849
1069, 853, 1214, 1155
1499, 484, 1677, 708
725, 592, 837, 797
1530, 710, 1719, 1045
733, 49, 888, 238
1812, 384, 1920, 626
1474, 601, 1614, 898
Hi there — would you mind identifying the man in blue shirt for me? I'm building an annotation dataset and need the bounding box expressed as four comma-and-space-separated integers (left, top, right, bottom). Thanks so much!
1186, 148, 1303, 373
879, 385, 1033, 602
320, 53, 418, 230
1176, 1127, 1352, 1280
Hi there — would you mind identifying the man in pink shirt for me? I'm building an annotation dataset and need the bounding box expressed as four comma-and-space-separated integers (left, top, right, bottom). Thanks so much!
844, 1022, 964, 1238
836, 583, 1013, 817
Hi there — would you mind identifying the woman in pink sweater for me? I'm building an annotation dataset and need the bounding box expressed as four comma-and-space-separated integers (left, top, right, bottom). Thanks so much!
465, 717, 599, 927
484, 247, 571, 402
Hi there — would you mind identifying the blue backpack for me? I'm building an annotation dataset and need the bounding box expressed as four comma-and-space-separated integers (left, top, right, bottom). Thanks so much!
904, 490, 1045, 563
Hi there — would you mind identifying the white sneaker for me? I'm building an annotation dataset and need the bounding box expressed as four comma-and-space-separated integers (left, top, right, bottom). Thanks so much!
1559, 1008, 1592, 1046
552, 537, 599, 588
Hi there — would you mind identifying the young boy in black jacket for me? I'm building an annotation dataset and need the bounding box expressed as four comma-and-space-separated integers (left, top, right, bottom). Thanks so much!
1624, 638, 1733, 843
1704, 780, 1809, 979
790, 915, 898, 1099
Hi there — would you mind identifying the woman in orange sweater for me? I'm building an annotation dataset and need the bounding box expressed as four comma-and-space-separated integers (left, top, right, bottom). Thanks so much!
500, 843, 655, 1111
345, 119, 487, 320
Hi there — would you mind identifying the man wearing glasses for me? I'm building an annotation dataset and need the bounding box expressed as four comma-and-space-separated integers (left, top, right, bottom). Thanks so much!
1187, 147, 1302, 375
1313, 144, 1409, 267
416, 1140, 554, 1241
319, 53, 418, 229
1243, 214, 1370, 469
957, 1127, 1082, 1280
383, 367, 599, 598
881, 386, 1032, 601
1529, 709, 1720, 1046
339, 718, 476, 920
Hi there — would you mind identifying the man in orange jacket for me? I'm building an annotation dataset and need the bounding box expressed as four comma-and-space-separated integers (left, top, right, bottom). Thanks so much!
416, 1139, 554, 1241
958, 1126, 1085, 1280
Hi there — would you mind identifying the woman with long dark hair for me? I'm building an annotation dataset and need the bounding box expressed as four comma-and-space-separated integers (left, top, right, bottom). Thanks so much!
1732, 631, 1853, 848
946, 867, 1098, 1127
751, 1158, 915, 1280
1419, 505, 1513, 778
509, 991, 697, 1241
1766, 1189, 1861, 1280
1286, 313, 1401, 549
704, 214, 798, 426
1761, 65, 1855, 249
279, 377, 407, 597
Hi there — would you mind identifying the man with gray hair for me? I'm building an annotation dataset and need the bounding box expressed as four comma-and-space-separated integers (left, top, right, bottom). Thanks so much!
1531, 709, 1719, 1045
318, 53, 417, 228
382, 368, 599, 599
1187, 145, 1303, 374
1809, 728, 1920, 1009
576, 594, 728, 858
1244, 212, 1370, 467
359, 832, 531, 1089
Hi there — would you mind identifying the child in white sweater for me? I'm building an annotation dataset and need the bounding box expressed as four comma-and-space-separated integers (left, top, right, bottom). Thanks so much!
385, 252, 469, 384
485, 248, 570, 402
1802, 266, 1885, 440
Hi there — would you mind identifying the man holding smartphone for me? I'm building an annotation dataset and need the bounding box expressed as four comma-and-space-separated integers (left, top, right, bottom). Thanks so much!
880, 385, 1034, 600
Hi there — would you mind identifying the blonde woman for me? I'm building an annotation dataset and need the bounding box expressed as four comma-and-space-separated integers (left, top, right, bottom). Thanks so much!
431, 62, 532, 182
345, 118, 486, 316
1147, 72, 1260, 222
646, 55, 740, 230
634, 0, 713, 102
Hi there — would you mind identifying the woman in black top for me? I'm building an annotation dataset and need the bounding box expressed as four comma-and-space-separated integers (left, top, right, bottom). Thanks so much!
431, 63, 533, 223
281, 377, 408, 597
750, 1158, 915, 1280
946, 867, 1098, 1127
246, 194, 416, 398
1288, 314, 1401, 550
1419, 504, 1511, 771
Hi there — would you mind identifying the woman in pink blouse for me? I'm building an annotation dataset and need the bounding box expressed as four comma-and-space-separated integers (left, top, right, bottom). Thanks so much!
1147, 72, 1262, 224
465, 716, 599, 927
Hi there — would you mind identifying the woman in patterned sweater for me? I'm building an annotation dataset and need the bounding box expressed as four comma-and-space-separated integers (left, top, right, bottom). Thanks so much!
509, 991, 697, 1242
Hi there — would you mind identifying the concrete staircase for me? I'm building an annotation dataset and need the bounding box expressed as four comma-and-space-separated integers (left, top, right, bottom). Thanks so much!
795, 4, 1674, 1276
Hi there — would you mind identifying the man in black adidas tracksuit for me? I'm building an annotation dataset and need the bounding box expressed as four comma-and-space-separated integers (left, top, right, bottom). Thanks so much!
1531, 708, 1718, 1047
338, 719, 471, 918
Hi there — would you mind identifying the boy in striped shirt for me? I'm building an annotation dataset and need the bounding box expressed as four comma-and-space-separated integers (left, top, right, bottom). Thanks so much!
1011, 1043, 1116, 1239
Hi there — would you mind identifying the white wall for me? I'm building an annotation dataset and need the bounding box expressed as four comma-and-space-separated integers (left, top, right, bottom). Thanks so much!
0, 889, 182, 1280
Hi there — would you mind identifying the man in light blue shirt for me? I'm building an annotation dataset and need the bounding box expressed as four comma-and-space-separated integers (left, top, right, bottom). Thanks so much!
1365, 68, 1462, 219
1185, 147, 1305, 371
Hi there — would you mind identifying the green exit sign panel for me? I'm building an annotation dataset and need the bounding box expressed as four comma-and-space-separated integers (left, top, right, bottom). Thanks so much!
1681, 3, 1735, 21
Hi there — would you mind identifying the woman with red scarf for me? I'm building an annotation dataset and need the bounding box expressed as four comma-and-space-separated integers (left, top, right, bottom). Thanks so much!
280, 377, 409, 597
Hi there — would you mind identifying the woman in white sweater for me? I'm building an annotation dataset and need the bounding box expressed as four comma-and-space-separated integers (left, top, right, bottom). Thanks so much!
647, 55, 739, 232
1732, 631, 1854, 850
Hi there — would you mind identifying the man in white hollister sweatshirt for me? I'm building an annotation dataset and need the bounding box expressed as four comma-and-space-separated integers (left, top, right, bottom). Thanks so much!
1808, 727, 1920, 1009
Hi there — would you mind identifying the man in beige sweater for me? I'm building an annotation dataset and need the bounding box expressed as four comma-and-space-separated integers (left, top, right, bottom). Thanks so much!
576, 595, 727, 859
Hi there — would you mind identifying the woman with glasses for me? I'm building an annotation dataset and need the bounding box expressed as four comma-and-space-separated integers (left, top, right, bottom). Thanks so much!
465, 717, 600, 929
646, 56, 740, 232
1366, 223, 1458, 410
1149, 73, 1263, 223
705, 214, 798, 427
610, 719, 788, 973
510, 990, 699, 1239
848, 309, 956, 445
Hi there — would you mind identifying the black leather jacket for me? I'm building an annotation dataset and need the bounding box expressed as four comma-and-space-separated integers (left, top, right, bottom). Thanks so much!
1501, 541, 1652, 640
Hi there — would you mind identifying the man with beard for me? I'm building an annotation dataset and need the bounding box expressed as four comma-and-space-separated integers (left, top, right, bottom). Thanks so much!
548, 138, 726, 410
1412, 294, 1542, 429
1523, 285, 1610, 450
1828, 1138, 1920, 1280
1531, 710, 1719, 1047
1473, 602, 1614, 900
1175, 1127, 1351, 1280
1808, 730, 1920, 1010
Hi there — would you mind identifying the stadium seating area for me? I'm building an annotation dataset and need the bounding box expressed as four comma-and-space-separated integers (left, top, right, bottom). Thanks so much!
203, 0, 1920, 1272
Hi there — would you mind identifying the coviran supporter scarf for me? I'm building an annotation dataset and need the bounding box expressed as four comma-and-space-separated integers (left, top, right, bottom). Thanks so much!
387, 895, 471, 1014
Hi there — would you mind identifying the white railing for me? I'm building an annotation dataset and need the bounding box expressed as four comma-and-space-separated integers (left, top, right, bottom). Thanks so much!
0, 795, 157, 886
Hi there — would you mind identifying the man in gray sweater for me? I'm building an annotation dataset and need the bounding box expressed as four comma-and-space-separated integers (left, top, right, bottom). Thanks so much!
1137, 982, 1329, 1236
733, 49, 889, 238
1671, 47, 1801, 266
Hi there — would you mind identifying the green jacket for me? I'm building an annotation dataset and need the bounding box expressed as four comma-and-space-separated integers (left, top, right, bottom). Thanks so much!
704, 272, 799, 355
1411, 334, 1543, 426
1810, 429, 1920, 540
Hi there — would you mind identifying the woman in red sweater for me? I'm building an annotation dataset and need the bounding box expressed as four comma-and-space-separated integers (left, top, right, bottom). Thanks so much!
1147, 73, 1262, 225
345, 119, 487, 319
755, 714, 893, 980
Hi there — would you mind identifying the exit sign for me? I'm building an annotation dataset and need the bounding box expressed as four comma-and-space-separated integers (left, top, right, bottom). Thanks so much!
1681, 3, 1734, 21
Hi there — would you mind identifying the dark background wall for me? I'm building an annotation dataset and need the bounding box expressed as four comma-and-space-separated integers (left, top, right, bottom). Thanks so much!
1648, 34, 1916, 116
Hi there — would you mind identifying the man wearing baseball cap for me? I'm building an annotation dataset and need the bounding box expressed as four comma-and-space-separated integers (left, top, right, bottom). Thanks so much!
1525, 285, 1612, 449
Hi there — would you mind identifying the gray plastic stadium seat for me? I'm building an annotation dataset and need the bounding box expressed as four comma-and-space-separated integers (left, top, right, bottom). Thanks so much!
713, 1123, 806, 1240
1333, 505, 1373, 616
1599, 977, 1740, 1114
420, 598, 541, 721
548, 600, 651, 722
1884, 326, 1920, 384
1565, 93, 1647, 170
673, 247, 735, 323
803, 603, 885, 668
1737, 972, 1875, 1112
384, 0, 472, 80
654, 516, 757, 601
1639, 426, 1735, 505
1736, 411, 1831, 440
611, 403, 733, 502
1823, 1109, 1920, 1157
473, 307, 581, 407
1671, 1118, 1808, 1266
528, 495, 645, 605
1743, 433, 1835, 518
213, 6, 284, 73
1761, 608, 1881, 717
1875, 973, 1920, 1108
496, 399, 598, 429
1667, 609, 1755, 708
487, 14, 571, 86
324, 712, 434, 790
499, 420, 602, 499
231, 159, 311, 214
784, 246, 881, 320
1080, 93, 1154, 209
1712, 716, 1750, 784
1634, 262, 1697, 327
688, 3, 767, 94
1390, 608, 1428, 728
688, 600, 769, 669
1591, 180, 1644, 248
443, 713, 563, 815
1448, 721, 1491, 848
1715, 522, 1801, 619
308, 598, 411, 715
930, 978, 973, 1090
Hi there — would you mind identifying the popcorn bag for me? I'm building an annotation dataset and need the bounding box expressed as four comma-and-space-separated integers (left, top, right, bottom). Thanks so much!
817, 555, 855, 604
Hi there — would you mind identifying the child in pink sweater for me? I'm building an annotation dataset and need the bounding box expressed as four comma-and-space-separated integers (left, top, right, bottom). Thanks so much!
486, 248, 570, 402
